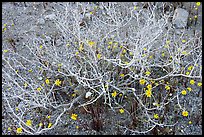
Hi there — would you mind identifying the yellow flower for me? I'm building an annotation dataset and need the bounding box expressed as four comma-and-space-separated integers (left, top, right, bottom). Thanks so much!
16, 127, 22, 134
186, 72, 190, 75
166, 40, 170, 44
129, 52, 133, 56
187, 87, 192, 91
124, 61, 129, 65
39, 122, 43, 127
154, 114, 159, 119
147, 84, 152, 89
28, 69, 32, 72
4, 23, 7, 27
188, 66, 193, 70
197, 82, 202, 87
15, 107, 19, 111
97, 53, 102, 59
162, 53, 165, 57
182, 110, 188, 117
119, 108, 125, 114
47, 115, 51, 119
24, 83, 28, 88
164, 45, 169, 48
8, 127, 11, 131
145, 71, 151, 76
120, 73, 125, 77
45, 79, 50, 85
119, 93, 123, 97
75, 51, 79, 55
143, 47, 147, 51
181, 90, 187, 95
107, 45, 111, 49
39, 45, 43, 49
145, 89, 152, 97
108, 41, 113, 45
3, 49, 8, 53
90, 12, 93, 15
55, 79, 61, 86
26, 120, 32, 127
66, 43, 72, 47
139, 79, 146, 85
122, 49, 127, 54
111, 91, 117, 98
88, 41, 95, 47
196, 2, 201, 6
190, 80, 195, 85
72, 93, 76, 97
58, 63, 62, 67
150, 80, 155, 84
76, 125, 79, 129
194, 15, 198, 19
134, 6, 136, 10
149, 55, 153, 59
188, 121, 192, 124
165, 85, 170, 90
181, 51, 188, 55
79, 44, 83, 52
48, 123, 52, 128
71, 113, 78, 120
182, 39, 186, 43
142, 54, 146, 57
37, 87, 42, 91
113, 45, 117, 49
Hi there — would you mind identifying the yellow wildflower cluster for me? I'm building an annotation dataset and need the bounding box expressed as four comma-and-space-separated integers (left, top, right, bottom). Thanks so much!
79, 43, 83, 52
154, 114, 159, 119
88, 41, 95, 47
145, 71, 151, 76
197, 82, 202, 87
188, 66, 193, 70
16, 127, 22, 134
196, 2, 201, 6
55, 79, 61, 86
120, 73, 125, 77
129, 52, 133, 56
3, 49, 9, 53
182, 39, 186, 43
139, 79, 146, 85
48, 123, 52, 128
111, 91, 117, 98
119, 108, 125, 114
145, 84, 152, 97
97, 53, 102, 59
45, 78, 50, 85
71, 113, 78, 120
187, 87, 192, 91
182, 110, 188, 117
190, 80, 195, 85
186, 72, 190, 75
165, 85, 170, 90
181, 90, 187, 95
39, 122, 43, 127
26, 120, 32, 127
37, 87, 42, 91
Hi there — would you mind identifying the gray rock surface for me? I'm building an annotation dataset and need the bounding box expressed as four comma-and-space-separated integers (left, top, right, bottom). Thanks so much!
173, 8, 189, 28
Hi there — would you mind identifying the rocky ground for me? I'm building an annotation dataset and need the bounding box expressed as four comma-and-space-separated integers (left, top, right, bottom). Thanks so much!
2, 2, 202, 135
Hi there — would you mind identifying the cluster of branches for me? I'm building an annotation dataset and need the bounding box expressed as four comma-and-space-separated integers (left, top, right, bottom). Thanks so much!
2, 2, 202, 135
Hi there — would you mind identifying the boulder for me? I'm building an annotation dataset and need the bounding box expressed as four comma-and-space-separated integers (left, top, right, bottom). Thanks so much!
172, 8, 189, 28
